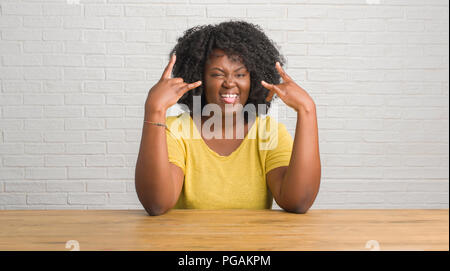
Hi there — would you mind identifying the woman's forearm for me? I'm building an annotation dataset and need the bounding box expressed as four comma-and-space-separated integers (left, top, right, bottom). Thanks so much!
281, 104, 321, 213
135, 109, 175, 214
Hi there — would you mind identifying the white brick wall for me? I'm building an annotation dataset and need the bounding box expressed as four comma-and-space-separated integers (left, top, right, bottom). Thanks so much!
0, 0, 448, 210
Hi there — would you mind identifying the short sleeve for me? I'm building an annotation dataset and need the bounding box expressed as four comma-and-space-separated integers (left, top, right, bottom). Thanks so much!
264, 122, 293, 174
166, 120, 186, 174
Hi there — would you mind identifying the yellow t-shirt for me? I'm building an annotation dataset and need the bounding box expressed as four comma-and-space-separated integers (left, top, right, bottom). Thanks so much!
165, 112, 293, 209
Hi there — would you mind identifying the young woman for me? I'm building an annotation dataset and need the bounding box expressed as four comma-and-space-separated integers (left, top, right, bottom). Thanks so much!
135, 21, 321, 216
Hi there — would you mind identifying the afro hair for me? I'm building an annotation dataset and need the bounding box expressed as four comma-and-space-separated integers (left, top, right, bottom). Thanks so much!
169, 20, 286, 120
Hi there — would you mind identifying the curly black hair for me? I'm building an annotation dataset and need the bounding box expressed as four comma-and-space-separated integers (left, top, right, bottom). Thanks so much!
169, 20, 286, 120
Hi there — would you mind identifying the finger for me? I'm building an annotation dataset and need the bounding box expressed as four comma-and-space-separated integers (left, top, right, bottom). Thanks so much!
171, 77, 184, 84
161, 54, 176, 80
178, 80, 202, 95
261, 80, 285, 97
265, 90, 275, 102
275, 62, 292, 83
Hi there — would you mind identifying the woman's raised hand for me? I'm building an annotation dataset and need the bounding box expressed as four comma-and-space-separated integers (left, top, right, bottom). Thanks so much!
145, 54, 202, 113
262, 62, 315, 113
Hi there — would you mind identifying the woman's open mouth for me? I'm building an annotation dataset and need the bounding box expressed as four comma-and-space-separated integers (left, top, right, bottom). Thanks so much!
220, 93, 239, 104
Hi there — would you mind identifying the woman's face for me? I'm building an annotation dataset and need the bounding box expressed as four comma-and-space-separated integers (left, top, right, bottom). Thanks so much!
203, 48, 251, 116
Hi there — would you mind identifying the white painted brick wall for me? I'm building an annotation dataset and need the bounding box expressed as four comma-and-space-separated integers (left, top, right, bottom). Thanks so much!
0, 0, 448, 210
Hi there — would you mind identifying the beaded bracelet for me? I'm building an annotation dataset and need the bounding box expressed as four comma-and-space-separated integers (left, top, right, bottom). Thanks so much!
143, 121, 168, 129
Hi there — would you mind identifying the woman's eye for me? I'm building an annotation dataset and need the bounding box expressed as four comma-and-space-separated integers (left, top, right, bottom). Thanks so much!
211, 74, 223, 77
236, 74, 246, 77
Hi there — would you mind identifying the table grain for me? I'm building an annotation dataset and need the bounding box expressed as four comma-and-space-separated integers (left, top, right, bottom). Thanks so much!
0, 209, 448, 251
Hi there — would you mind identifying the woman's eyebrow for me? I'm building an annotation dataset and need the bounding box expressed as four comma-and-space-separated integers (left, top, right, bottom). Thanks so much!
210, 66, 246, 73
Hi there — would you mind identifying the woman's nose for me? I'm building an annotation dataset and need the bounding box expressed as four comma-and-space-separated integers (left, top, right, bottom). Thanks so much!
223, 75, 236, 88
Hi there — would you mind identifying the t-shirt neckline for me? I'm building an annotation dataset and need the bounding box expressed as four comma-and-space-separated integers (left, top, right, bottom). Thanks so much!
188, 114, 259, 159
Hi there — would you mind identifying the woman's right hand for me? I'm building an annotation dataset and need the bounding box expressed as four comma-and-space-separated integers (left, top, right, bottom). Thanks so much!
145, 54, 202, 114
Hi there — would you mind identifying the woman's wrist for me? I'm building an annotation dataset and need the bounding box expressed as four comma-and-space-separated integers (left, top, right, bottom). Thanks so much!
145, 107, 167, 123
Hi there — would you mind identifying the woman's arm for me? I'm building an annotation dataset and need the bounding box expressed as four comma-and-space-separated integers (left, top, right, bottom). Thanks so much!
135, 54, 201, 216
263, 62, 321, 214
278, 104, 321, 213
135, 108, 183, 216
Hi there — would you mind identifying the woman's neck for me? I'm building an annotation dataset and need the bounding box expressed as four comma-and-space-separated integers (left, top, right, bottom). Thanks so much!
195, 112, 250, 140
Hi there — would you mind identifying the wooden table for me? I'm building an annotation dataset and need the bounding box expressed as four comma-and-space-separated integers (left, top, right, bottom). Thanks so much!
0, 209, 448, 251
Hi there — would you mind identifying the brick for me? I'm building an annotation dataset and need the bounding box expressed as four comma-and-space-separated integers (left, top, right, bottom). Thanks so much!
84, 31, 124, 42
125, 31, 163, 42
46, 181, 85, 192
66, 143, 106, 154
23, 41, 63, 54
5, 181, 46, 192
125, 6, 165, 17
2, 3, 42, 15
25, 168, 66, 180
3, 156, 44, 167
106, 70, 145, 81
64, 68, 105, 80
108, 193, 141, 205
3, 106, 42, 119
107, 43, 146, 55
86, 130, 126, 142
247, 7, 286, 18
85, 5, 123, 16
63, 17, 104, 29
2, 30, 42, 41
85, 106, 123, 117
0, 194, 26, 205
24, 144, 64, 154
23, 94, 64, 105
44, 106, 83, 118
27, 193, 67, 205
23, 17, 62, 28
65, 42, 106, 54
65, 94, 105, 105
44, 131, 84, 143
85, 56, 123, 67
206, 6, 246, 18
0, 94, 21, 105
0, 42, 21, 54
0, 144, 24, 155
86, 155, 125, 167
105, 18, 145, 30
107, 143, 140, 154
86, 181, 126, 192
68, 193, 107, 205
3, 55, 43, 66
42, 4, 81, 16
65, 118, 105, 130
43, 55, 83, 66
107, 167, 134, 179
45, 156, 85, 167
287, 6, 327, 18
23, 68, 61, 80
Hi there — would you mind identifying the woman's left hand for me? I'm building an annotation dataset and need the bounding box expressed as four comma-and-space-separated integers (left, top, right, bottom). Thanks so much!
262, 62, 315, 113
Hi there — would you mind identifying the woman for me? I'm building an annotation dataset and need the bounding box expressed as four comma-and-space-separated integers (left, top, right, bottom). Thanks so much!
135, 21, 321, 216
